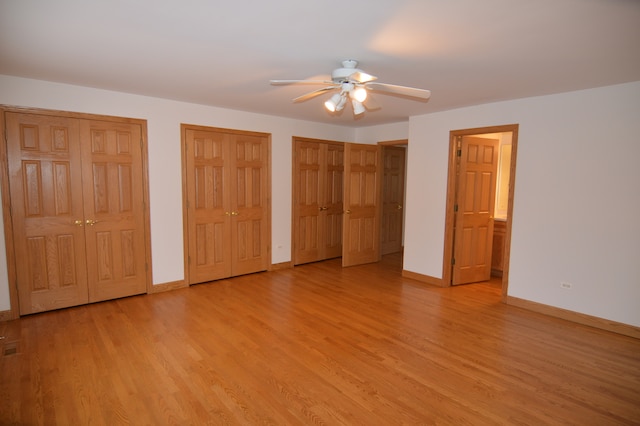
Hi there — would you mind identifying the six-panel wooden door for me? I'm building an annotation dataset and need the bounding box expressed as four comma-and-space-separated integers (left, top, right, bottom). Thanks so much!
183, 125, 269, 284
80, 120, 148, 302
452, 136, 499, 285
184, 128, 231, 282
293, 138, 343, 265
342, 143, 382, 267
381, 146, 406, 255
232, 133, 270, 276
5, 111, 149, 314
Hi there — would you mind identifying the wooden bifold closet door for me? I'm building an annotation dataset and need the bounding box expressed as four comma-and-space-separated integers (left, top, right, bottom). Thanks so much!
182, 125, 270, 284
293, 138, 383, 267
293, 138, 344, 265
4, 110, 150, 315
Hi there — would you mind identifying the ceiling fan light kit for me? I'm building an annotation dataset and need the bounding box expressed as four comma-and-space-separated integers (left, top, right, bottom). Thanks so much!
350, 86, 367, 102
270, 60, 431, 117
352, 99, 366, 115
324, 93, 344, 112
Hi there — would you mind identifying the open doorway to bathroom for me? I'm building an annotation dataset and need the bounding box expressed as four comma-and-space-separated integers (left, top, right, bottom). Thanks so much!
442, 124, 518, 300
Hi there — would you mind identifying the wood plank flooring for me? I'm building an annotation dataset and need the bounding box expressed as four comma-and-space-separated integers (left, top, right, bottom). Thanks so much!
1, 254, 639, 425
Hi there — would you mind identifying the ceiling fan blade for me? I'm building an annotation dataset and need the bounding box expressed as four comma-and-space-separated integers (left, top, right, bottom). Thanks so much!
350, 71, 377, 84
293, 86, 337, 103
362, 94, 381, 111
365, 82, 431, 100
270, 79, 334, 86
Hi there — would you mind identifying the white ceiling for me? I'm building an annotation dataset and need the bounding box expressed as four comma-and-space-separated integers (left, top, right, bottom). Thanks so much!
1, 0, 639, 127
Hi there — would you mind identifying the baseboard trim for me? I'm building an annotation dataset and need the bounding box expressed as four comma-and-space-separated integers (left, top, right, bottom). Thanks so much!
0, 309, 17, 322
506, 296, 640, 339
270, 261, 293, 271
402, 270, 446, 287
149, 280, 188, 294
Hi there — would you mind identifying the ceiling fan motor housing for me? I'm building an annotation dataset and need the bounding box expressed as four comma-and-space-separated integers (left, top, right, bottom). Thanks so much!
331, 60, 361, 83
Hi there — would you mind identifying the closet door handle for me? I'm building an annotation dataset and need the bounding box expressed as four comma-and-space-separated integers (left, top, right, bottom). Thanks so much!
74, 219, 84, 226
231, 211, 239, 216
85, 219, 99, 226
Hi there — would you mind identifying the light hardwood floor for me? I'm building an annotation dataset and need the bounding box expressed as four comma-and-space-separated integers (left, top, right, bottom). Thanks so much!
1, 254, 639, 425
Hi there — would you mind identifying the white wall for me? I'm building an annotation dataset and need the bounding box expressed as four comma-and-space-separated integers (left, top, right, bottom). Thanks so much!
404, 81, 640, 327
354, 121, 409, 144
0, 75, 358, 311
2, 75, 639, 329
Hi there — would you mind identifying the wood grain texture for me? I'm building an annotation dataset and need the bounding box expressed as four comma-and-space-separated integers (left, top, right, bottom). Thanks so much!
342, 143, 381, 267
1, 254, 639, 425
453, 136, 499, 285
381, 146, 405, 255
182, 125, 270, 284
292, 138, 344, 265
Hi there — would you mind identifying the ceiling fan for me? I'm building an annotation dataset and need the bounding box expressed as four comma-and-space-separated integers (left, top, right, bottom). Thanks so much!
270, 60, 431, 116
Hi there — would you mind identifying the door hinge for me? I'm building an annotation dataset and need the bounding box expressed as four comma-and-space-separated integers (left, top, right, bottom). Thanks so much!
188, 255, 191, 265
456, 149, 462, 157
451, 258, 455, 265
454, 204, 458, 212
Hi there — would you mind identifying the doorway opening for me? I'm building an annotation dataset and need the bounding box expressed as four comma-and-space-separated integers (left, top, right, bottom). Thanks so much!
442, 125, 518, 300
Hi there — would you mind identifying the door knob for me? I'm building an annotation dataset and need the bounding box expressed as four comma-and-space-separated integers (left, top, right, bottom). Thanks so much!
74, 219, 84, 226
85, 219, 99, 226
345, 209, 351, 214
231, 211, 239, 216
397, 205, 403, 210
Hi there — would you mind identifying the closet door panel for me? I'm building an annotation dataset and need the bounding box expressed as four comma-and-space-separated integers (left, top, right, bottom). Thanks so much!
5, 112, 89, 314
342, 143, 382, 267
81, 120, 148, 301
293, 140, 323, 264
323, 143, 344, 259
184, 129, 232, 283
292, 139, 344, 265
231, 134, 269, 276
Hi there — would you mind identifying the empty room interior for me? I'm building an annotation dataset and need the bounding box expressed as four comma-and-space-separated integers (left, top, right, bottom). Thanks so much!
1, 1, 639, 424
